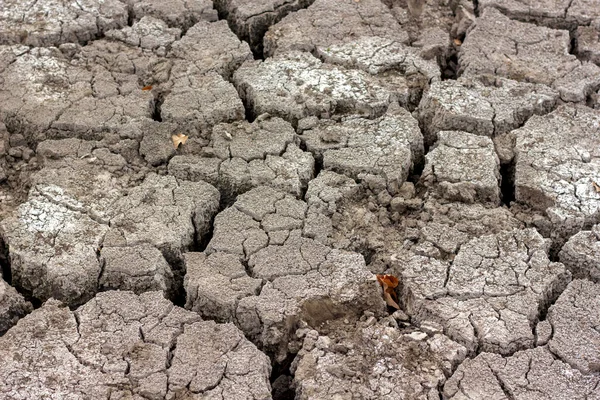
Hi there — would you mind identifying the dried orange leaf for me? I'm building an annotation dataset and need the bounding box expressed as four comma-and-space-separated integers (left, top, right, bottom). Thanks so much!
376, 274, 399, 288
593, 181, 600, 193
383, 290, 400, 309
172, 133, 188, 149
142, 85, 153, 91
453, 38, 462, 46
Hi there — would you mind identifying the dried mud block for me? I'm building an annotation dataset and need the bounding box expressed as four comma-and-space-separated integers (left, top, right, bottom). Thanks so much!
0, 0, 128, 47
104, 16, 182, 55
292, 320, 467, 400
300, 106, 423, 196
399, 229, 571, 355
576, 24, 600, 66
185, 186, 386, 361
213, 0, 316, 54
99, 244, 174, 295
0, 291, 272, 399
161, 71, 245, 135
513, 104, 600, 243
421, 131, 501, 204
233, 51, 395, 125
263, 0, 408, 57
559, 224, 600, 282
105, 174, 220, 264
315, 36, 441, 108
168, 20, 252, 80
478, 0, 600, 29
168, 115, 314, 201
184, 252, 262, 322
459, 8, 600, 102
444, 347, 600, 400
388, 0, 457, 60
1, 161, 220, 305
416, 76, 558, 144
547, 279, 600, 374
123, 0, 218, 30
0, 46, 154, 143
0, 278, 32, 335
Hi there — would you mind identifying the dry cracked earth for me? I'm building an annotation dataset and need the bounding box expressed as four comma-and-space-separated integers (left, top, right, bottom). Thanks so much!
0, 0, 599, 399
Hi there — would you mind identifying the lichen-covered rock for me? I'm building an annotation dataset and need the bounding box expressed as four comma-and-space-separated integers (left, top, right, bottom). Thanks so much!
399, 229, 571, 355
263, 0, 408, 57
443, 347, 600, 400
0, 291, 272, 399
0, 0, 128, 47
0, 45, 154, 143
314, 36, 440, 108
559, 225, 600, 282
213, 0, 315, 54
416, 76, 558, 144
168, 115, 314, 202
185, 186, 386, 361
123, 0, 218, 30
513, 104, 600, 243
421, 131, 501, 204
478, 0, 600, 29
0, 278, 32, 335
459, 7, 600, 102
300, 106, 423, 196
233, 51, 394, 125
292, 320, 467, 400
547, 279, 600, 374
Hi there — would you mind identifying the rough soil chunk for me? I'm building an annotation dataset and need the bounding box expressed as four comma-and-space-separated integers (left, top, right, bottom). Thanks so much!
416, 76, 558, 144
314, 36, 440, 108
234, 51, 395, 125
123, 0, 218, 30
213, 0, 316, 54
399, 228, 571, 355
513, 104, 600, 243
559, 225, 600, 282
459, 8, 600, 102
0, 0, 128, 47
186, 186, 386, 361
300, 106, 423, 196
263, 0, 408, 57
0, 45, 154, 143
0, 278, 32, 335
292, 320, 467, 400
169, 115, 314, 201
478, 0, 600, 28
444, 347, 600, 400
421, 131, 501, 204
0, 291, 272, 399
547, 279, 600, 374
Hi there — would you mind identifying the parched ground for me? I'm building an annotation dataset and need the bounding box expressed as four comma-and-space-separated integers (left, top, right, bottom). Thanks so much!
0, 0, 599, 399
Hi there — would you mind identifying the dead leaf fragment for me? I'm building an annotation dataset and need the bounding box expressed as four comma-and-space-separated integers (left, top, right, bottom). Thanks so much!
453, 38, 462, 46
376, 274, 400, 309
172, 133, 188, 149
142, 85, 153, 91
593, 181, 600, 193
